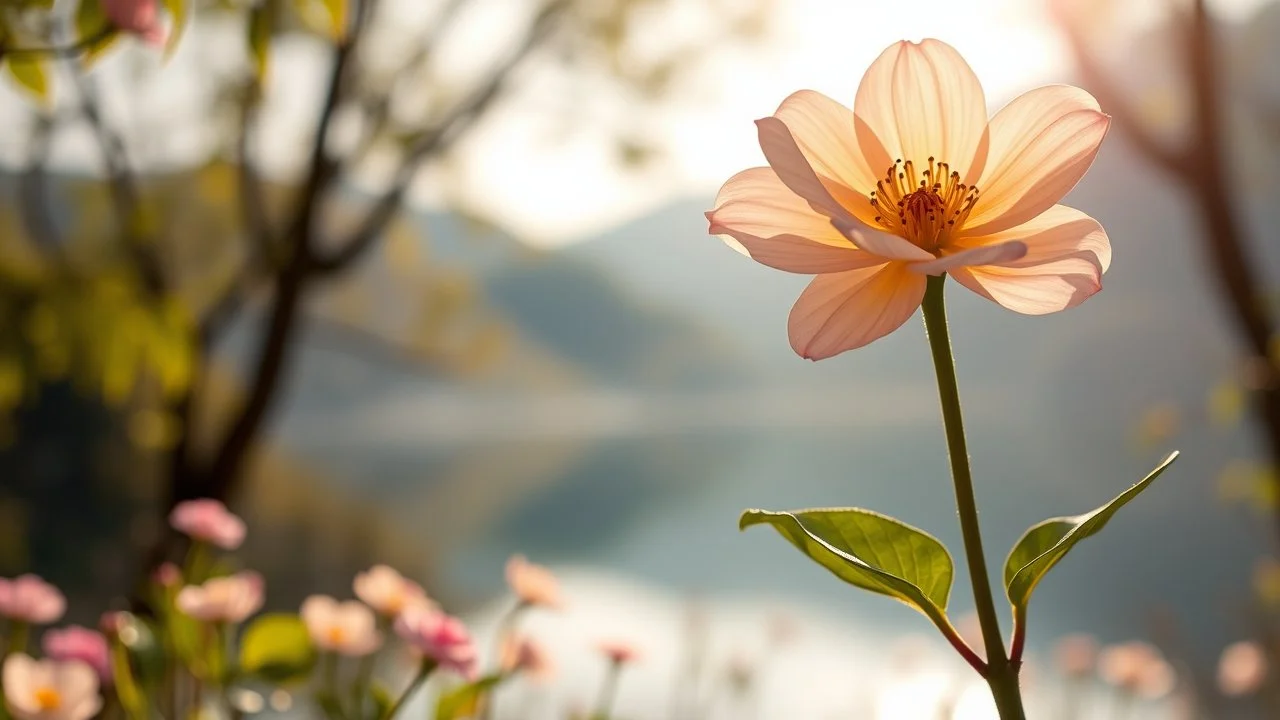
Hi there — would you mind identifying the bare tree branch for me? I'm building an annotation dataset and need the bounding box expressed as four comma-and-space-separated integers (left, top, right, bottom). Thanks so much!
0, 25, 114, 60
196, 0, 377, 498
310, 1, 566, 275
1059, 15, 1192, 176
69, 70, 169, 296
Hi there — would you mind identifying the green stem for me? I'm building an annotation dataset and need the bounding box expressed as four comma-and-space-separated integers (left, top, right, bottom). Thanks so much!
592, 661, 622, 720
920, 275, 1025, 720
383, 659, 435, 720
5, 621, 28, 656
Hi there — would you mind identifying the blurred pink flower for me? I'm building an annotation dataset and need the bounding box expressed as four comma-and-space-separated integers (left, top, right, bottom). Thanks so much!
2, 654, 102, 720
1053, 634, 1099, 678
500, 635, 554, 681
1099, 641, 1175, 699
505, 556, 562, 609
175, 571, 263, 624
393, 609, 477, 679
41, 628, 110, 685
0, 576, 66, 625
597, 640, 640, 666
353, 565, 432, 618
1218, 640, 1268, 697
300, 595, 382, 657
100, 0, 168, 47
169, 499, 246, 550
151, 563, 181, 588
706, 39, 1111, 358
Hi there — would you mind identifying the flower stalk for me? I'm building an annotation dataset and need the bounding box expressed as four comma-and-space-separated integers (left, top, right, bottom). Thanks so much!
920, 274, 1026, 719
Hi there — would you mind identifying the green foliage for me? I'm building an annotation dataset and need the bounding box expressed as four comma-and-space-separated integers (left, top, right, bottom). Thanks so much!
239, 613, 317, 686
435, 674, 505, 720
1004, 452, 1179, 610
739, 508, 954, 631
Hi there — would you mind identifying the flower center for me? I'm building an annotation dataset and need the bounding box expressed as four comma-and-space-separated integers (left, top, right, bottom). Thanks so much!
326, 626, 347, 645
869, 158, 980, 250
35, 687, 62, 710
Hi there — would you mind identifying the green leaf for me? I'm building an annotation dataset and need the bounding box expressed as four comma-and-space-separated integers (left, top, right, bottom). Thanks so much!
239, 613, 316, 685
1004, 451, 1179, 609
75, 0, 121, 66
739, 508, 954, 628
247, 3, 273, 84
4, 57, 50, 104
160, 0, 188, 55
435, 674, 505, 720
370, 683, 395, 719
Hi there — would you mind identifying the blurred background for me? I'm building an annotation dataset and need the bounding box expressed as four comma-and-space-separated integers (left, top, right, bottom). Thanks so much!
2, 0, 1280, 716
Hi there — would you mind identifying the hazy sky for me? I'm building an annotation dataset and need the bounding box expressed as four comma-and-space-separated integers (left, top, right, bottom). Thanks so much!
453, 0, 1272, 246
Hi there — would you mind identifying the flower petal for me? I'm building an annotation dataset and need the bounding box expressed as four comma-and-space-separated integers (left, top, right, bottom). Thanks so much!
908, 240, 1028, 276
950, 205, 1111, 314
707, 167, 883, 273
788, 262, 926, 359
962, 85, 1109, 236
773, 90, 881, 220
756, 117, 933, 262
830, 216, 934, 262
853, 39, 989, 179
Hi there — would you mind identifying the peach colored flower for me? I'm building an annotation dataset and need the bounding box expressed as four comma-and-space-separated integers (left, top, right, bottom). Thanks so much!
100, 0, 168, 47
300, 596, 382, 657
597, 640, 640, 665
505, 555, 562, 609
1218, 640, 1268, 697
1099, 641, 1175, 699
175, 571, 263, 624
500, 635, 554, 681
353, 565, 433, 618
393, 609, 477, 679
2, 654, 102, 720
0, 576, 66, 625
169, 499, 246, 550
1053, 633, 1099, 678
41, 628, 110, 685
706, 39, 1111, 359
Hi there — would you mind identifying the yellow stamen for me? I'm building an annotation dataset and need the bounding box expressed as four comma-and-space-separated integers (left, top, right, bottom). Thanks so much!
868, 157, 980, 250
34, 687, 61, 710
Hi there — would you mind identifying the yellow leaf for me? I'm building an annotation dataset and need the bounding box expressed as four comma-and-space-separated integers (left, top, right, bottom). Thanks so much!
161, 0, 189, 56
75, 0, 121, 66
4, 57, 51, 105
248, 4, 273, 85
319, 0, 347, 40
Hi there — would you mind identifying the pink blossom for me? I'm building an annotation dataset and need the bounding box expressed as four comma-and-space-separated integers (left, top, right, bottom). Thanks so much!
2, 654, 102, 720
175, 571, 264, 624
151, 563, 181, 589
597, 639, 640, 666
500, 635, 554, 681
100, 0, 168, 47
353, 565, 433, 618
504, 556, 563, 609
41, 628, 110, 685
0, 576, 66, 625
169, 499, 246, 550
393, 609, 477, 679
300, 596, 382, 657
1218, 641, 1268, 697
